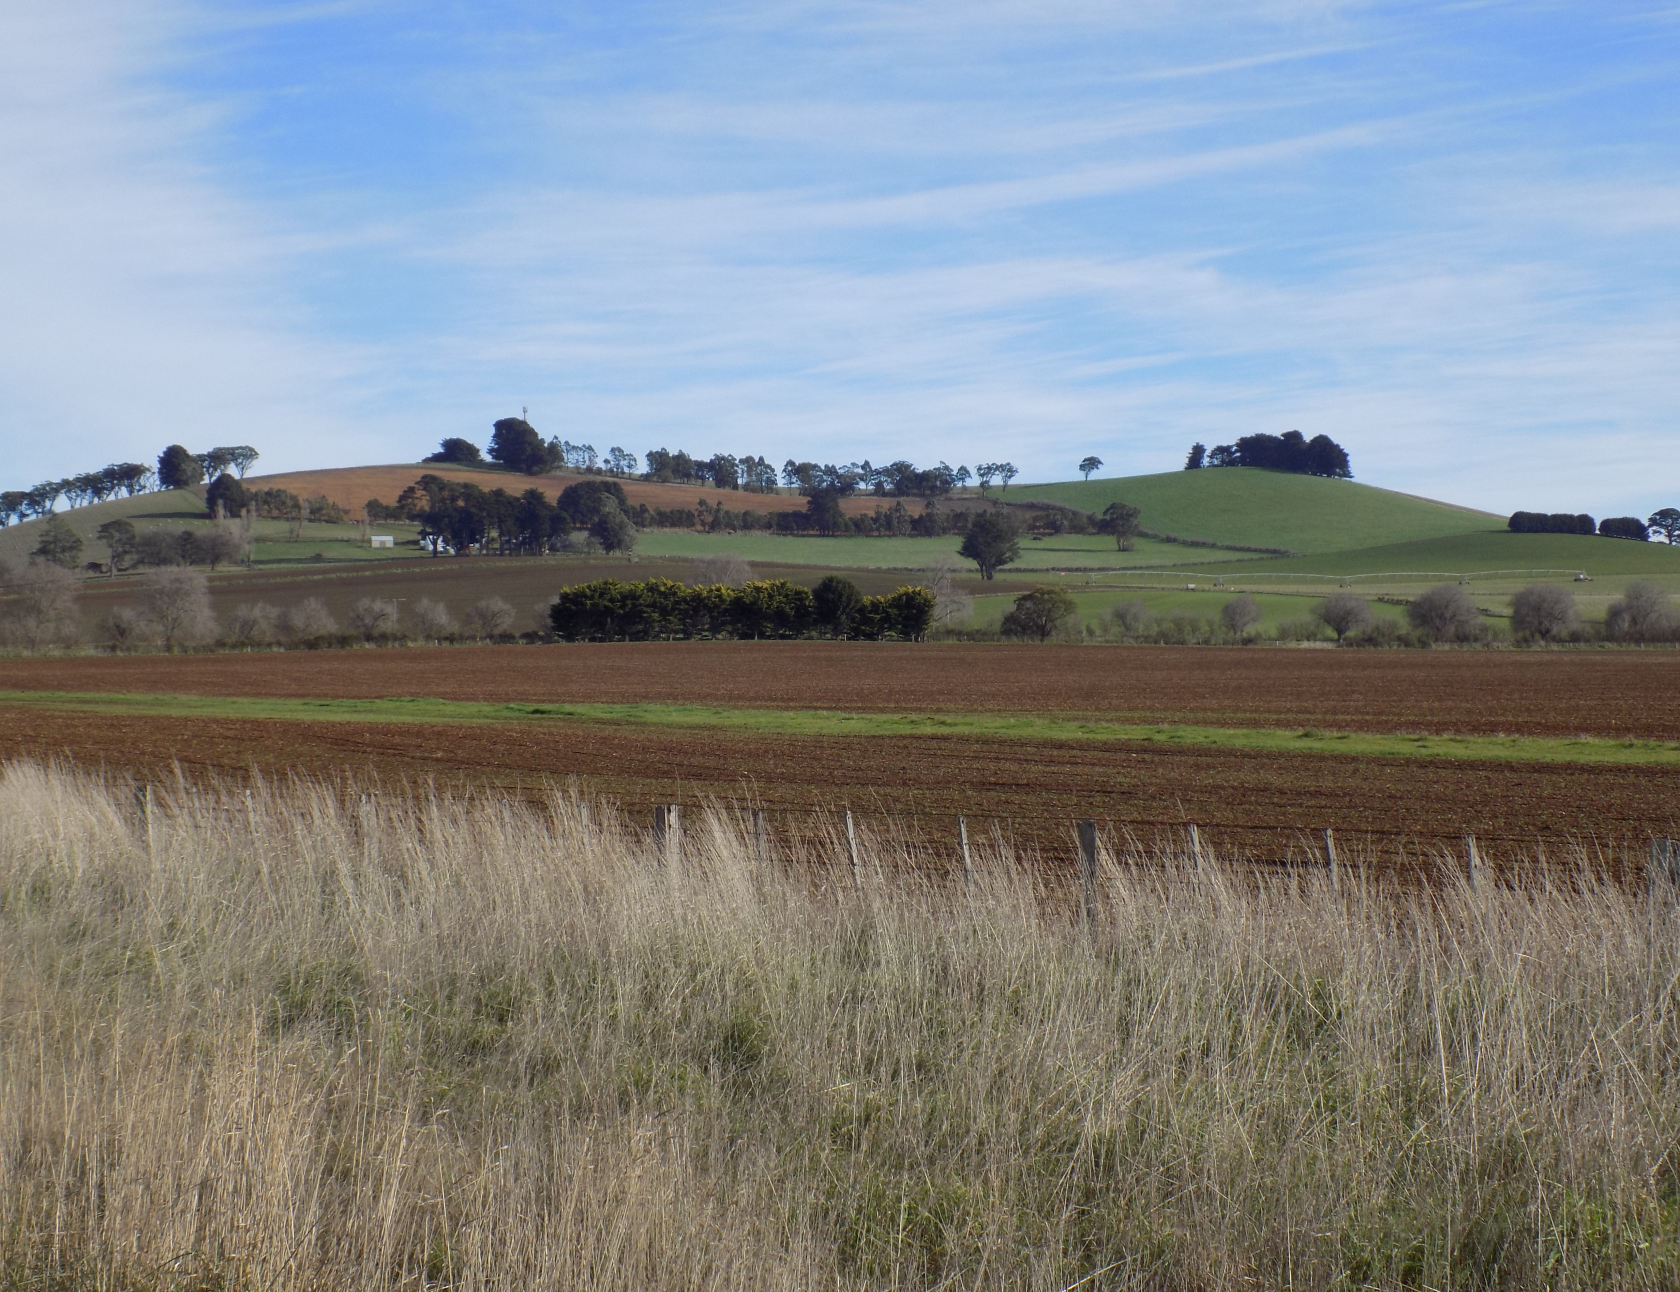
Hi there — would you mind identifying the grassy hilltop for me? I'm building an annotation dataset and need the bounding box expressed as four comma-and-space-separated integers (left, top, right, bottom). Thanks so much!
1014, 467, 1502, 554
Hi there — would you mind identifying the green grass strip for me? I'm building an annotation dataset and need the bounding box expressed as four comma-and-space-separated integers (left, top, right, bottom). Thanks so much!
2, 689, 1677, 768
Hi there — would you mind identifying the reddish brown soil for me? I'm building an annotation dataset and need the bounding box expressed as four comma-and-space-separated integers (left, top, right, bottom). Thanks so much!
3, 709, 1671, 865
3, 642, 1677, 739
247, 464, 894, 520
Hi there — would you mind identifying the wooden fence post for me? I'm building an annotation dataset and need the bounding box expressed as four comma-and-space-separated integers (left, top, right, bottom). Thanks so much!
653, 804, 680, 866
1652, 837, 1678, 907
1324, 828, 1340, 894
1077, 820, 1099, 927
844, 807, 860, 888
958, 815, 973, 888
1465, 834, 1483, 891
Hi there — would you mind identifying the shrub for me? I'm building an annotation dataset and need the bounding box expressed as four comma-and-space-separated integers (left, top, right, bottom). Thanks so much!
1509, 584, 1577, 642
100, 605, 149, 651
1406, 583, 1484, 643
1314, 592, 1374, 642
183, 526, 244, 570
1275, 615, 1330, 643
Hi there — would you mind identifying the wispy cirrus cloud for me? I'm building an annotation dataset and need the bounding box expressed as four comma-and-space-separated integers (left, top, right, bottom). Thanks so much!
1, 0, 1677, 518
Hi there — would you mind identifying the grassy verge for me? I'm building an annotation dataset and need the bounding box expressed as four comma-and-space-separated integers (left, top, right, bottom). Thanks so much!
0, 761, 1674, 1289
5, 688, 1678, 766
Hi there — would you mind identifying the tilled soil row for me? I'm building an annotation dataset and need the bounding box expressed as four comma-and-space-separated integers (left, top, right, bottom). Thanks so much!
3, 642, 1676, 739
5, 708, 1673, 870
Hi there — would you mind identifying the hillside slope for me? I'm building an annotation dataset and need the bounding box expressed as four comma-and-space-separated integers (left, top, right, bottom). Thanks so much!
1014, 468, 1501, 554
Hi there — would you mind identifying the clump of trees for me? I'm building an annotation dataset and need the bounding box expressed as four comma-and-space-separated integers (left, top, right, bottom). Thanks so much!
549, 578, 935, 642
1506, 512, 1596, 535
1185, 431, 1351, 478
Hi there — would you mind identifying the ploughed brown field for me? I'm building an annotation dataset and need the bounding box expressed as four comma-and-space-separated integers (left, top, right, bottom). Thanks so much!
1, 708, 1672, 865
3, 644, 1678, 865
3, 641, 1677, 737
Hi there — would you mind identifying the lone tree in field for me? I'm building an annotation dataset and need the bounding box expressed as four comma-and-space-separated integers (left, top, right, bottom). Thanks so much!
1648, 507, 1680, 545
1099, 501, 1141, 551
813, 574, 864, 637
1406, 583, 1483, 642
1079, 456, 1103, 481
1510, 584, 1577, 642
1315, 592, 1374, 642
96, 519, 137, 576
1000, 586, 1079, 642
959, 510, 1019, 580
1220, 593, 1262, 638
156, 444, 204, 490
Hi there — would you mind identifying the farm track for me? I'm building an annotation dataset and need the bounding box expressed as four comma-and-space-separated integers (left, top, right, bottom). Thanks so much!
3, 641, 1678, 738
4, 707, 1674, 866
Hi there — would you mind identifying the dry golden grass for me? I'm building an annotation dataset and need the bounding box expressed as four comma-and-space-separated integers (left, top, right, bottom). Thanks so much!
1, 760, 1676, 1289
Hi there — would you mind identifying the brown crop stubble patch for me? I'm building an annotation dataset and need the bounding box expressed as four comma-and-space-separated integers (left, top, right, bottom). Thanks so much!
3, 707, 1673, 867
4, 642, 1680, 739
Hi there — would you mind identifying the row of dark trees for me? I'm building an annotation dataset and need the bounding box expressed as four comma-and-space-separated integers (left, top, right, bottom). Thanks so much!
427, 421, 1020, 501
1508, 510, 1678, 542
1184, 431, 1352, 478
1, 445, 260, 529
548, 577, 935, 641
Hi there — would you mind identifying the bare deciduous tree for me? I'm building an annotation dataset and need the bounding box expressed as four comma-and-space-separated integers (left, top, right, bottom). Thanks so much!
1509, 584, 1576, 642
1220, 594, 1262, 637
100, 606, 148, 651
281, 598, 338, 642
1315, 592, 1374, 642
1604, 582, 1675, 643
923, 557, 973, 628
348, 598, 400, 640
689, 553, 754, 587
465, 597, 516, 638
1110, 599, 1152, 638
137, 567, 216, 652
226, 603, 280, 646
0, 558, 80, 649
410, 598, 455, 642
1406, 583, 1484, 643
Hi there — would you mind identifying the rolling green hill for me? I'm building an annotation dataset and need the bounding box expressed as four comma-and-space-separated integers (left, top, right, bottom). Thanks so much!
1013, 468, 1501, 554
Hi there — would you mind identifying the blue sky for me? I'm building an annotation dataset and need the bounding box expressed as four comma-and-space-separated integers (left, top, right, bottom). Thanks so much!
2, 1, 1677, 516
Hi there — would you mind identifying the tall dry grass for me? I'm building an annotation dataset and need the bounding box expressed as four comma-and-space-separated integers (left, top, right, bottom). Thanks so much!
0, 759, 1676, 1289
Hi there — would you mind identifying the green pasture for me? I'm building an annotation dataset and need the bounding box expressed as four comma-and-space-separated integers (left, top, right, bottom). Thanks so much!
3, 689, 1677, 767
1010, 468, 1501, 554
